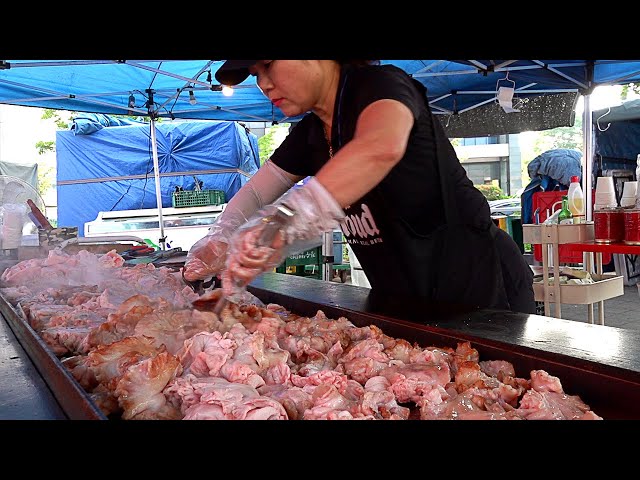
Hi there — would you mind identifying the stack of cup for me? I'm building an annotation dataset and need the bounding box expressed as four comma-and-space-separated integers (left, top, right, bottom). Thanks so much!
594, 176, 618, 209
621, 181, 638, 208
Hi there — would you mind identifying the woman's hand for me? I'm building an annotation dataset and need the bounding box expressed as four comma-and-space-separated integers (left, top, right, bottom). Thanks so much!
183, 212, 247, 282
221, 215, 287, 296
222, 178, 345, 299
183, 235, 229, 282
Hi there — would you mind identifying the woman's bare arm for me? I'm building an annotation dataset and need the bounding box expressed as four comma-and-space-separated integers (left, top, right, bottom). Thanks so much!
315, 99, 415, 207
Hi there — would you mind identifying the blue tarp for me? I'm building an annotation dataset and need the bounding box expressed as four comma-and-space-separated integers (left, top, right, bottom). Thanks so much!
57, 120, 260, 235
527, 149, 583, 187
593, 100, 640, 171
71, 113, 147, 135
595, 121, 640, 168
521, 149, 582, 224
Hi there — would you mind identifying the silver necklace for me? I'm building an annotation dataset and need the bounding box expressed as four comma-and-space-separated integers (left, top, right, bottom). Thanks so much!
323, 124, 333, 158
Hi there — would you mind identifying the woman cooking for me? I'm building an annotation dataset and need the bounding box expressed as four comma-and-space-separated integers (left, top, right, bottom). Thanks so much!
182, 60, 535, 314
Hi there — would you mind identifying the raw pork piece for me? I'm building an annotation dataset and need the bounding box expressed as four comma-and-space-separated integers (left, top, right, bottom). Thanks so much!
115, 351, 183, 420
339, 338, 392, 384
62, 355, 98, 391
41, 325, 95, 356
178, 331, 237, 377
381, 362, 452, 404
356, 376, 411, 420
87, 336, 164, 392
177, 377, 288, 420
212, 324, 289, 389
515, 370, 602, 420
258, 384, 314, 419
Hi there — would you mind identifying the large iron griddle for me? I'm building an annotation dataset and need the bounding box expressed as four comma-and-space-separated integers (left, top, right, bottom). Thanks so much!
2, 271, 640, 419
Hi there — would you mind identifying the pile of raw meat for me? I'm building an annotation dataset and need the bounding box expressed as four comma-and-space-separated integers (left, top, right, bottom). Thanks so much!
0, 249, 602, 420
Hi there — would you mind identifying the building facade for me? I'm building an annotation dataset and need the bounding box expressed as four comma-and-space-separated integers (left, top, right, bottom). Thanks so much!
454, 134, 522, 196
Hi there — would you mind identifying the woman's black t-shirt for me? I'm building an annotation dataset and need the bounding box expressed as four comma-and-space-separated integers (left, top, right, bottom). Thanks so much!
270, 64, 492, 297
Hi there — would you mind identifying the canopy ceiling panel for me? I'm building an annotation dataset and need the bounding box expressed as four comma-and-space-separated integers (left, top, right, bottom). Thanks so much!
0, 60, 285, 123
385, 60, 640, 114
1, 59, 640, 136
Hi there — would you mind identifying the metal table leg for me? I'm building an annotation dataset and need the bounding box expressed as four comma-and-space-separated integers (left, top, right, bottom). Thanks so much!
542, 243, 551, 317
553, 240, 562, 318
596, 251, 605, 325
586, 252, 594, 324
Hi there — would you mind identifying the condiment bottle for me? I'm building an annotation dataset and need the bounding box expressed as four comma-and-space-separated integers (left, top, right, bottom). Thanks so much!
567, 175, 585, 223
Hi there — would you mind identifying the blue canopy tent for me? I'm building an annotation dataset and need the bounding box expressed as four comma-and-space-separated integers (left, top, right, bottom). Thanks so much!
1, 59, 640, 240
2, 60, 639, 124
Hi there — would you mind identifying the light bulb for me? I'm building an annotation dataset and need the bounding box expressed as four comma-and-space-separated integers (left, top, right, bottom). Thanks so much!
222, 86, 234, 97
189, 90, 197, 105
128, 94, 136, 108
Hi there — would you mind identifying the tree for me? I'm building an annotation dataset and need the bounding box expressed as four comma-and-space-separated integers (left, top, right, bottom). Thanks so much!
258, 128, 277, 165
519, 114, 584, 186
258, 124, 290, 164
41, 108, 71, 129
37, 164, 56, 197
475, 184, 508, 201
35, 109, 72, 155
621, 83, 640, 100
34, 109, 74, 199
532, 114, 583, 156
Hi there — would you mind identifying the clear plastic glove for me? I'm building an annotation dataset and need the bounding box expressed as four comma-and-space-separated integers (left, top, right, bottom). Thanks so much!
222, 177, 345, 300
182, 211, 246, 282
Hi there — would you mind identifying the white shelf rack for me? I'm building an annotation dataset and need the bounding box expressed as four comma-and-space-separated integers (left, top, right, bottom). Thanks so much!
523, 222, 624, 324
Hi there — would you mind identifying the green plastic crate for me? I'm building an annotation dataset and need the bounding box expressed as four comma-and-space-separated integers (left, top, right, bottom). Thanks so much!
171, 189, 225, 208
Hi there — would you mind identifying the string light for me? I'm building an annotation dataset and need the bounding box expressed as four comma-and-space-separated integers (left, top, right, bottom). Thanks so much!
127, 92, 136, 115
189, 90, 197, 105
222, 86, 234, 97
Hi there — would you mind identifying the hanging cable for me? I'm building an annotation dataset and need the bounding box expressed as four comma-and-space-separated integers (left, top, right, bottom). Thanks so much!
139, 123, 154, 208
109, 182, 133, 211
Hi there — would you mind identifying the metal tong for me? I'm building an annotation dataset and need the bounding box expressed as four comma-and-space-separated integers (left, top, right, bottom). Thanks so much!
181, 268, 214, 295
211, 204, 295, 316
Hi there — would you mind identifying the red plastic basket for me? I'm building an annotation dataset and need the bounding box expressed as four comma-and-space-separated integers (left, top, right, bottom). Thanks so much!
532, 190, 611, 264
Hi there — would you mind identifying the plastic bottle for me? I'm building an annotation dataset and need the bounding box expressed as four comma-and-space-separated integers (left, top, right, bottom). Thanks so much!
558, 195, 573, 225
567, 175, 585, 224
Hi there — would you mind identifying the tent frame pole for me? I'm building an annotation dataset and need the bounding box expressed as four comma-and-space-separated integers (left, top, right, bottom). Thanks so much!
582, 92, 595, 296
583, 92, 594, 222
149, 115, 166, 251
